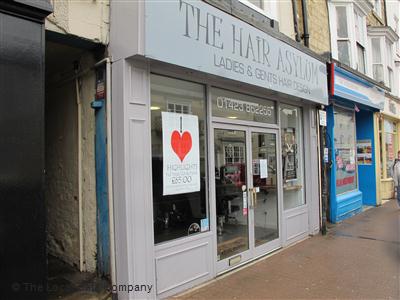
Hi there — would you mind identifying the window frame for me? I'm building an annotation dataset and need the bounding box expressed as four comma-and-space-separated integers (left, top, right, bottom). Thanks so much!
367, 27, 397, 89
237, 0, 278, 21
328, 1, 370, 74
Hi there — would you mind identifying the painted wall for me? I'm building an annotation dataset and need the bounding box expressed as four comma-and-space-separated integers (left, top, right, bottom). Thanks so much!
46, 79, 80, 267
45, 44, 97, 272
46, 0, 109, 44
355, 110, 377, 206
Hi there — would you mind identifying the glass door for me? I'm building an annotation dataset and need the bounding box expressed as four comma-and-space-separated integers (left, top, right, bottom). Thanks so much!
249, 130, 280, 257
214, 127, 252, 271
214, 125, 281, 273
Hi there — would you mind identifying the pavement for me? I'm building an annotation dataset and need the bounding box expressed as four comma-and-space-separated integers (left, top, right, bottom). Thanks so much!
174, 200, 400, 299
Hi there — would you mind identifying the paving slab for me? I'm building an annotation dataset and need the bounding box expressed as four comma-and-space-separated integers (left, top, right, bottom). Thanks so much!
174, 200, 400, 299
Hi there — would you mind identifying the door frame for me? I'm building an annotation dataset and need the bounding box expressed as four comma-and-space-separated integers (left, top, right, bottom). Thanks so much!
210, 122, 283, 274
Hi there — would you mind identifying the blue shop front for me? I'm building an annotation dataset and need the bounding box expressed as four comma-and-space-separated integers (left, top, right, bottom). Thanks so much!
327, 63, 385, 223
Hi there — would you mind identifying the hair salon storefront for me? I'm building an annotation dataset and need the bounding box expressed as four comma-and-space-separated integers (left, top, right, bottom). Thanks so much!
110, 1, 328, 298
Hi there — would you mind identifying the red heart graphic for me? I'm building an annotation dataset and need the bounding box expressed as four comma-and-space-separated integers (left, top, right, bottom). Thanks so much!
171, 130, 192, 162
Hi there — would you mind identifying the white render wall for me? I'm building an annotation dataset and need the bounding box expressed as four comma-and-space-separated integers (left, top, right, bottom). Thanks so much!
385, 0, 400, 98
45, 47, 97, 272
46, 0, 109, 44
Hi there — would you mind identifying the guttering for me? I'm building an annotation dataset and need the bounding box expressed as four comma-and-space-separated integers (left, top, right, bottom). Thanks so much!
74, 63, 84, 272
301, 0, 309, 47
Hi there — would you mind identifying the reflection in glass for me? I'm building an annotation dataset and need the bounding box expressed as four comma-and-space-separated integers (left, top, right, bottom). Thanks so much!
280, 104, 305, 210
214, 129, 249, 260
334, 107, 357, 195
211, 87, 276, 124
251, 132, 279, 247
151, 74, 208, 244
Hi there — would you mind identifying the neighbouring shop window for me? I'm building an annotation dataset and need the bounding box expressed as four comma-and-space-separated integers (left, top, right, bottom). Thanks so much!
379, 119, 384, 179
334, 107, 357, 195
211, 87, 276, 124
383, 119, 398, 178
280, 104, 305, 210
151, 74, 208, 244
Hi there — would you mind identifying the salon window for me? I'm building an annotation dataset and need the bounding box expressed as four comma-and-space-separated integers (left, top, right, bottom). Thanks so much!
150, 74, 208, 244
280, 104, 305, 210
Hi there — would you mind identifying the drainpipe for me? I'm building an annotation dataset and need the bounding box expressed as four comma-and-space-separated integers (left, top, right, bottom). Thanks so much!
292, 0, 301, 42
74, 61, 84, 272
301, 0, 310, 47
94, 57, 116, 287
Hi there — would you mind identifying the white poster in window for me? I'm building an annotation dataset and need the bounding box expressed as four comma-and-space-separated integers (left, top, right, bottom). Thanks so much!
260, 159, 268, 179
162, 112, 200, 195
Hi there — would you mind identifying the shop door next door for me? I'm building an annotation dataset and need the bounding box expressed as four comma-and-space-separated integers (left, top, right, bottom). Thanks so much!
214, 126, 281, 273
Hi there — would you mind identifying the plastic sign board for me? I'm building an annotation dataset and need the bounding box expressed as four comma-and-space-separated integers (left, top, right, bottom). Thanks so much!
319, 110, 327, 126
145, 0, 328, 105
162, 112, 200, 195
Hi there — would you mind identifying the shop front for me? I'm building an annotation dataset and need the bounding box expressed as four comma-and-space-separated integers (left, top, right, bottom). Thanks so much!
110, 0, 327, 298
327, 63, 385, 223
375, 95, 400, 201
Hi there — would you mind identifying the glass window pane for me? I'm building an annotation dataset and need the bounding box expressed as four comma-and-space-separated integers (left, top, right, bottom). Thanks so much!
211, 87, 276, 124
334, 107, 357, 195
215, 129, 249, 260
336, 6, 348, 38
248, 0, 263, 9
384, 120, 397, 178
372, 38, 381, 63
151, 74, 208, 244
338, 40, 350, 66
373, 64, 384, 82
357, 44, 366, 74
252, 132, 278, 246
280, 104, 305, 210
388, 67, 393, 89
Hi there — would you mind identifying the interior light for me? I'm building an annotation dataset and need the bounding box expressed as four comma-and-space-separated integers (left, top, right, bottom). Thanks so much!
151, 106, 161, 110
228, 116, 238, 119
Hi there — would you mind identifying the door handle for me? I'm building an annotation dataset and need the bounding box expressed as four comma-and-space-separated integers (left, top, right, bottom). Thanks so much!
249, 188, 257, 208
253, 189, 257, 207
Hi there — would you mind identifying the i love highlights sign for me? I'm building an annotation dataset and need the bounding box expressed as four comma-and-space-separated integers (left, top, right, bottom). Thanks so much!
162, 112, 200, 195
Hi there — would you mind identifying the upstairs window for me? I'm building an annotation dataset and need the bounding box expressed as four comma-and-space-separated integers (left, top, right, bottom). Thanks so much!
368, 26, 397, 89
374, 0, 382, 18
238, 0, 278, 21
336, 6, 351, 66
248, 0, 264, 9
354, 9, 366, 73
329, 1, 370, 72
371, 38, 384, 82
386, 40, 394, 89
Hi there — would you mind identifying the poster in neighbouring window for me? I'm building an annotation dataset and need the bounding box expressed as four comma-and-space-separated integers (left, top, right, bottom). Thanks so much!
334, 107, 357, 195
162, 112, 200, 195
356, 139, 372, 165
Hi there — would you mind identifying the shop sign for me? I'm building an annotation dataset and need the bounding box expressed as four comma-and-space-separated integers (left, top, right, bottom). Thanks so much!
333, 65, 384, 109
145, 0, 328, 105
162, 112, 200, 195
383, 98, 400, 119
356, 140, 372, 165
319, 110, 327, 126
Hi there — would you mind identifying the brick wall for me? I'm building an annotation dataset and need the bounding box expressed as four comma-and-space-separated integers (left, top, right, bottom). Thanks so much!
296, 0, 331, 57
367, 0, 385, 26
